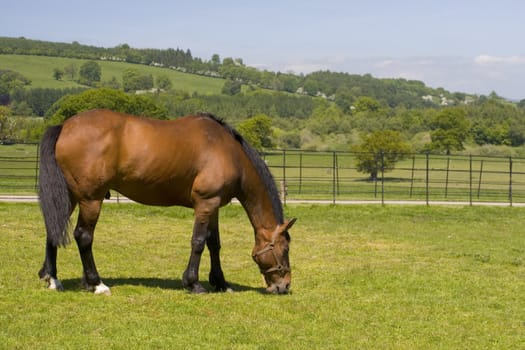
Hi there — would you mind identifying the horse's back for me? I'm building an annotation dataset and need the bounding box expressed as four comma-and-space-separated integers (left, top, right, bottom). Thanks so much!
55, 109, 245, 206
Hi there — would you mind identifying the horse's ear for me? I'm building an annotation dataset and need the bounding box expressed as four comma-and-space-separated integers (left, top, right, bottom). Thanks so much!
282, 218, 297, 231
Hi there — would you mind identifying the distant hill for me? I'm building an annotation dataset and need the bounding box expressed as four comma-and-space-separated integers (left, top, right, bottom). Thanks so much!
0, 36, 477, 108
0, 54, 225, 95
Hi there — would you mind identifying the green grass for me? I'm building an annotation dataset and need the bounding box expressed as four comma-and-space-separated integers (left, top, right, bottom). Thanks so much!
1, 203, 525, 348
0, 54, 225, 94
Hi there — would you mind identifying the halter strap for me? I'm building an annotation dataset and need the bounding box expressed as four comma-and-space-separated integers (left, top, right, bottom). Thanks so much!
252, 227, 289, 276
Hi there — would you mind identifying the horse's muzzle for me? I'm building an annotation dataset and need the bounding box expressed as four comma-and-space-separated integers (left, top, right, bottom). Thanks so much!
266, 280, 291, 294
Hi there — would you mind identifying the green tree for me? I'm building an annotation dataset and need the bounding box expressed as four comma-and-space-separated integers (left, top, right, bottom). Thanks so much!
64, 63, 77, 80
0, 105, 12, 141
79, 61, 101, 86
353, 130, 412, 180
0, 70, 31, 100
237, 114, 273, 150
427, 107, 470, 154
122, 68, 154, 92
46, 88, 168, 126
211, 54, 221, 67
53, 68, 64, 80
156, 74, 172, 91
353, 96, 381, 113
307, 103, 348, 135
222, 79, 242, 95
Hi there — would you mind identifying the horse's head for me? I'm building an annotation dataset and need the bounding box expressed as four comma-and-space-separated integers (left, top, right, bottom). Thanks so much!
252, 218, 296, 294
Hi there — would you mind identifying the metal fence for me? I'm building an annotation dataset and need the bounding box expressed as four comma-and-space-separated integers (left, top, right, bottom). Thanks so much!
0, 144, 39, 194
262, 150, 525, 206
2, 144, 525, 205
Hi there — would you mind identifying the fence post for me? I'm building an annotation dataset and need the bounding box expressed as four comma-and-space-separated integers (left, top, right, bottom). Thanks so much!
477, 160, 484, 199
425, 152, 429, 206
282, 150, 287, 205
332, 151, 336, 205
34, 143, 40, 192
509, 156, 513, 207
445, 157, 450, 198
469, 155, 473, 206
380, 150, 385, 206
299, 152, 303, 194
409, 155, 415, 198
335, 152, 340, 196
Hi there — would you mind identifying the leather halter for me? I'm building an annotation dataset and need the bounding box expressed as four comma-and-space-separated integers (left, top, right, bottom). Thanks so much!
252, 227, 289, 276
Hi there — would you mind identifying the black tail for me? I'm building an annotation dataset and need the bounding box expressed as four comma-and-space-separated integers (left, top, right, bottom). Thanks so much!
38, 125, 72, 247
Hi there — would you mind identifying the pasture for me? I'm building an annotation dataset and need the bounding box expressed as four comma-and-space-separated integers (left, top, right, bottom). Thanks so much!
0, 54, 225, 94
1, 203, 524, 348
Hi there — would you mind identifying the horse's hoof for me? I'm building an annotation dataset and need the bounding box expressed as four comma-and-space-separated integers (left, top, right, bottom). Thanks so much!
94, 282, 111, 296
47, 277, 64, 291
214, 285, 234, 293
190, 283, 208, 294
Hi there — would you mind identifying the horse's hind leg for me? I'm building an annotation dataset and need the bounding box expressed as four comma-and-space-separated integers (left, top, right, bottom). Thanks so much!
207, 212, 232, 292
38, 240, 63, 291
74, 200, 111, 295
38, 198, 76, 291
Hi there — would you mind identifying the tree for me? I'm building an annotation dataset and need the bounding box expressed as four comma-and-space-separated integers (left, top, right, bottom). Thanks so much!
78, 61, 101, 86
427, 107, 469, 154
156, 74, 172, 91
64, 63, 77, 80
53, 68, 64, 80
46, 88, 168, 126
211, 54, 221, 67
222, 79, 242, 95
0, 105, 12, 141
353, 96, 381, 113
237, 114, 273, 150
353, 130, 412, 180
122, 68, 154, 92
0, 70, 31, 105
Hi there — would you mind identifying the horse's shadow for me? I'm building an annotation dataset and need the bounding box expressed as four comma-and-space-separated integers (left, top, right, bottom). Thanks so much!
61, 277, 264, 293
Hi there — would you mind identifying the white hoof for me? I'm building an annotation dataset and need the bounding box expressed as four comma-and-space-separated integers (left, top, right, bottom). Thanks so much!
48, 277, 64, 291
94, 281, 111, 295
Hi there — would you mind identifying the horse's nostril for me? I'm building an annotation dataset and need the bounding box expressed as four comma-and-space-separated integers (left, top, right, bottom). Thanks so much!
285, 283, 290, 290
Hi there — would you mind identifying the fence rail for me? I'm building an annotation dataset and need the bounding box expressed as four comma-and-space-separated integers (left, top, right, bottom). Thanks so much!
2, 144, 525, 205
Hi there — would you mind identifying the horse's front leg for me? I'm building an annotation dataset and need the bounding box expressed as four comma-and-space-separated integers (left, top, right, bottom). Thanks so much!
206, 212, 232, 292
183, 199, 222, 294
182, 215, 209, 293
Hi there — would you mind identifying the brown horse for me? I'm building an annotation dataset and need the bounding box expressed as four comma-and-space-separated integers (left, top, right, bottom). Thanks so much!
38, 109, 295, 295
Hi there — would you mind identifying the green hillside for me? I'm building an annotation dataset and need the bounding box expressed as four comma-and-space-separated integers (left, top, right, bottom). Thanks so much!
0, 54, 225, 94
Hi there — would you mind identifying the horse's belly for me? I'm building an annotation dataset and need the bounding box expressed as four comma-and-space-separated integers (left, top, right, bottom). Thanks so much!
114, 184, 193, 207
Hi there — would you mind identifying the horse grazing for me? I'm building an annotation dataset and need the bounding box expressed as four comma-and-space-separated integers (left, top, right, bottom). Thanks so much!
38, 109, 295, 295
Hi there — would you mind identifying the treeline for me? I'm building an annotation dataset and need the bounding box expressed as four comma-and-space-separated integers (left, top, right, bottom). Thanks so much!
154, 90, 525, 152
2, 37, 525, 156
0, 37, 194, 71
1, 37, 467, 108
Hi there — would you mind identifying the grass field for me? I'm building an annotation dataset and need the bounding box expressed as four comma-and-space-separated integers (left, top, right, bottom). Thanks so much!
0, 54, 225, 94
1, 203, 524, 348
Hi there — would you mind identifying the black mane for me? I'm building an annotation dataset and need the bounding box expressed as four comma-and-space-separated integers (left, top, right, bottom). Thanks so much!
198, 112, 284, 224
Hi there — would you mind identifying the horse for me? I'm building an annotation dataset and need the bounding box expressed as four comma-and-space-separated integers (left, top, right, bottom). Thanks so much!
38, 109, 296, 295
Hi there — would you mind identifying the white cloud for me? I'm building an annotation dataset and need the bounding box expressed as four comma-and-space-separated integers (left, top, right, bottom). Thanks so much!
474, 55, 525, 66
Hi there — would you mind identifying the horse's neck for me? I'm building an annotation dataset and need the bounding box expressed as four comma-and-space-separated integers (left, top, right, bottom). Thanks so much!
238, 175, 279, 238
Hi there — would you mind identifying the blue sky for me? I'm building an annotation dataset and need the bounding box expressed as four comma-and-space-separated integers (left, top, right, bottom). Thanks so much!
3, 0, 525, 99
